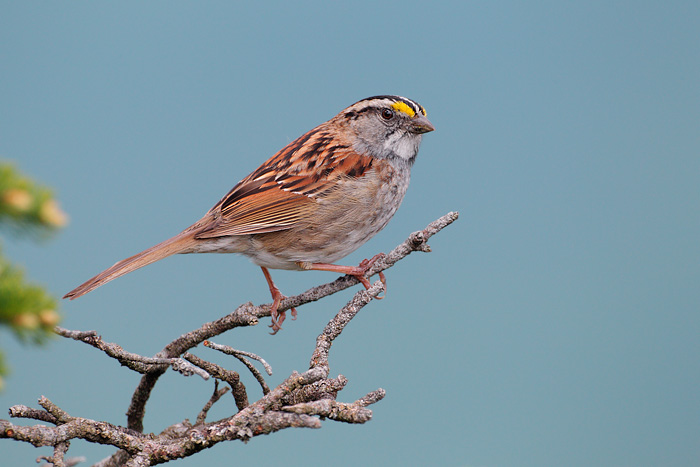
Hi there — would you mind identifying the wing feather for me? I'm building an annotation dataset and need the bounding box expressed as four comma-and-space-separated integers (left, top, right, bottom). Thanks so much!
195, 124, 373, 238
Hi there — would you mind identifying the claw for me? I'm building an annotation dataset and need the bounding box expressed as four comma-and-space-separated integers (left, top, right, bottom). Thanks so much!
296, 252, 388, 296
261, 267, 297, 334
268, 290, 284, 334
375, 271, 387, 299
352, 253, 386, 290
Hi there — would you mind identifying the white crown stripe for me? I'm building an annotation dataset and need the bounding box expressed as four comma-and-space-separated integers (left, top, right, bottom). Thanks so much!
345, 95, 425, 117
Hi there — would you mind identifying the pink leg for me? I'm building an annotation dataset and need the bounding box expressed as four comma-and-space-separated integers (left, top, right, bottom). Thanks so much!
297, 253, 387, 297
261, 267, 297, 334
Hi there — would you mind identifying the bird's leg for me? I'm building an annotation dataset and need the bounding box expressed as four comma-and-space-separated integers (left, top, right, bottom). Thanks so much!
260, 267, 297, 334
297, 253, 387, 298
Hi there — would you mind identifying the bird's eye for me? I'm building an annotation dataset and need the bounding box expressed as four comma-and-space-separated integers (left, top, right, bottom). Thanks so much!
381, 108, 394, 120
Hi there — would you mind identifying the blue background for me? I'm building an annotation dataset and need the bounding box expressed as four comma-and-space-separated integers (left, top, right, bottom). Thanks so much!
2, 2, 699, 466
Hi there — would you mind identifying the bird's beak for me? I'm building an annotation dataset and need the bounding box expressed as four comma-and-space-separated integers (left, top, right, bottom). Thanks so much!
410, 115, 435, 134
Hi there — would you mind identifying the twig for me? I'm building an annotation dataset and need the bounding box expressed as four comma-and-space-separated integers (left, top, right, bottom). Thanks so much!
183, 353, 249, 410
280, 375, 348, 407
0, 212, 459, 465
36, 441, 75, 467
203, 341, 272, 375
38, 396, 72, 424
310, 280, 385, 371
355, 388, 386, 407
125, 212, 457, 433
267, 211, 460, 316
282, 399, 373, 424
9, 405, 58, 424
204, 341, 272, 394
54, 328, 169, 374
195, 381, 230, 425
54, 328, 207, 380
169, 358, 210, 380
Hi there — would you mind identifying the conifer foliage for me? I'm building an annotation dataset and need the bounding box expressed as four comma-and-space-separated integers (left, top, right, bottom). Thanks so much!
0, 162, 67, 388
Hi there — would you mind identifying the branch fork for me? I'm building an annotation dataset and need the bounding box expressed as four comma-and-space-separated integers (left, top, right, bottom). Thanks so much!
2, 212, 459, 466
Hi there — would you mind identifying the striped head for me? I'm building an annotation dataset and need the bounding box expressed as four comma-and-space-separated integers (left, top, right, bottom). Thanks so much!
335, 95, 434, 164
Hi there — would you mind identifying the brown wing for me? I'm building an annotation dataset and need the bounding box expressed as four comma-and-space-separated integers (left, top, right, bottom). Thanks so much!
195, 124, 373, 238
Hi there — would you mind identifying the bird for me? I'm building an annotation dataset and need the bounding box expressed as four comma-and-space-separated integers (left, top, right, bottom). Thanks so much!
64, 95, 434, 332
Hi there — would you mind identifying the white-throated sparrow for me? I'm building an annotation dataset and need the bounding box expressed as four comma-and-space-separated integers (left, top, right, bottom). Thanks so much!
64, 95, 434, 332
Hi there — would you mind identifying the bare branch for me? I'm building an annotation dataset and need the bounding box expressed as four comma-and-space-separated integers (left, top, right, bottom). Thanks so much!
282, 399, 373, 424
280, 374, 348, 407
125, 307, 260, 432
203, 341, 273, 375
268, 211, 460, 317
35, 441, 73, 467
1, 413, 145, 451
125, 212, 457, 432
1, 212, 459, 465
195, 381, 230, 425
310, 280, 385, 371
182, 353, 249, 410
9, 405, 58, 424
38, 396, 73, 424
355, 388, 387, 407
281, 387, 386, 425
54, 328, 209, 381
204, 341, 272, 394
169, 358, 210, 380
54, 328, 169, 374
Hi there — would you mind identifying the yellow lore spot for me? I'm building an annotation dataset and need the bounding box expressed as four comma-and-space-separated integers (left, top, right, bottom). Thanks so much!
391, 101, 416, 118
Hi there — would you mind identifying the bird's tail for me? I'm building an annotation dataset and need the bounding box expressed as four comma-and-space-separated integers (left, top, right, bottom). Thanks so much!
63, 231, 198, 300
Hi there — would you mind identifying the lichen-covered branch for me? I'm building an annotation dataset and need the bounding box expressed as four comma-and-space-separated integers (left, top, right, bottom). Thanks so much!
1, 212, 458, 466
203, 341, 272, 394
54, 328, 210, 380
126, 211, 457, 434
195, 381, 229, 425
282, 388, 386, 424
183, 353, 249, 410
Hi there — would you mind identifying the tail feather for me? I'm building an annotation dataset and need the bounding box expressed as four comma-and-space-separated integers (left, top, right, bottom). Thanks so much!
63, 232, 198, 300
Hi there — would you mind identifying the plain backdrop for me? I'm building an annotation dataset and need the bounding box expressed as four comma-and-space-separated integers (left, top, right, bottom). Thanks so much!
2, 2, 699, 466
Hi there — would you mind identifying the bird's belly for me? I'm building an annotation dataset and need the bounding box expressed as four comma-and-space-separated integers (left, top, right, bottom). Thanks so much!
245, 163, 410, 270
245, 219, 389, 270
